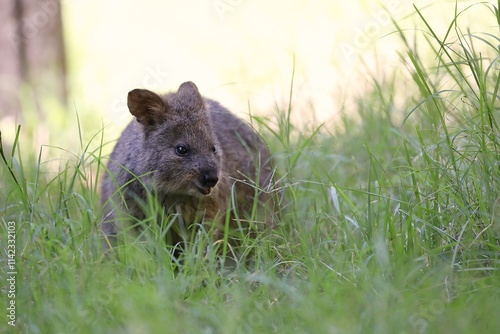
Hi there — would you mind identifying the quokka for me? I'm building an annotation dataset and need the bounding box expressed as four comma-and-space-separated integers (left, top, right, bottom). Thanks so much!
101, 81, 280, 248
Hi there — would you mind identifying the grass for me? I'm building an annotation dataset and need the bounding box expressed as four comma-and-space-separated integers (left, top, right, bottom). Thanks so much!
1, 2, 499, 333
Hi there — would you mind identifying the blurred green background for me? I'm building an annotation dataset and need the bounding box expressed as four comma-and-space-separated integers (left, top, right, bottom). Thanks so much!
0, 0, 496, 160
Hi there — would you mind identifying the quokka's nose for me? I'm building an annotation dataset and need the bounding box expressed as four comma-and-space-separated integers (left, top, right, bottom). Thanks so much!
200, 170, 219, 188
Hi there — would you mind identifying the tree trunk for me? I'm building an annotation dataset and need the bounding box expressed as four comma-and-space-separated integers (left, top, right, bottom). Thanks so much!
0, 0, 67, 119
0, 0, 22, 118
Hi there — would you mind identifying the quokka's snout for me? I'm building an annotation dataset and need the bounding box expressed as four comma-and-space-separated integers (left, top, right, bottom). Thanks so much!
196, 167, 219, 195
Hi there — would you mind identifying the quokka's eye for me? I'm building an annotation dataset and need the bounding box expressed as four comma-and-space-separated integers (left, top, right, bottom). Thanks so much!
212, 146, 217, 153
175, 145, 189, 156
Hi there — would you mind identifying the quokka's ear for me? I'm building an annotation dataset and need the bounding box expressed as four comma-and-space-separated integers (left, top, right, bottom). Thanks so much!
177, 81, 204, 110
127, 89, 166, 126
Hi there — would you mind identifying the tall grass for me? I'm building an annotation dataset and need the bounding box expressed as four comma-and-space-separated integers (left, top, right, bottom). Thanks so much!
1, 2, 499, 333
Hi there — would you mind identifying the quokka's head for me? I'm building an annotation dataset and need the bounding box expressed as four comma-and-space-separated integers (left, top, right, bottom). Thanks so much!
127, 81, 222, 197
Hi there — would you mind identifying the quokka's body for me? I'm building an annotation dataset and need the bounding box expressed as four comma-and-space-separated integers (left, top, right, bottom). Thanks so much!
101, 81, 277, 246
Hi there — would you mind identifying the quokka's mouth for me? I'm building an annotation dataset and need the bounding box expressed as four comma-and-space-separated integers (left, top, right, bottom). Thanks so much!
195, 184, 212, 195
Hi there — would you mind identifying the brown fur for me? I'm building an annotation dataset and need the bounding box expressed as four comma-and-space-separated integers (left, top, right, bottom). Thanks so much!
101, 82, 277, 247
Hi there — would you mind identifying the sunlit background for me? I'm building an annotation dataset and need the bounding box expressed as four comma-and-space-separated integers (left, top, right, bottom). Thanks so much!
0, 0, 496, 150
